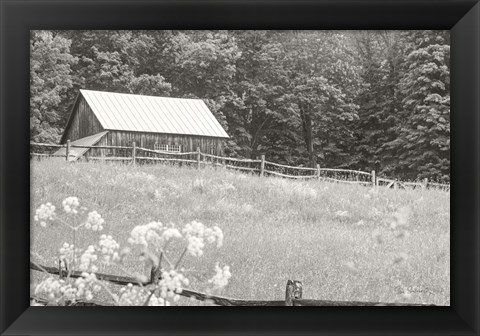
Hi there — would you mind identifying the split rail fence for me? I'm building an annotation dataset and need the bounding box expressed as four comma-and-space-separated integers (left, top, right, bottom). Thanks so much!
30, 142, 450, 191
30, 261, 435, 306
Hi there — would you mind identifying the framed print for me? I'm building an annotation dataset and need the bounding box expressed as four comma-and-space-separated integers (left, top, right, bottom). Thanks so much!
1, 0, 479, 335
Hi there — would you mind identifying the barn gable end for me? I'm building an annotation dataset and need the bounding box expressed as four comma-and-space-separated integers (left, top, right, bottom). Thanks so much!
60, 94, 104, 144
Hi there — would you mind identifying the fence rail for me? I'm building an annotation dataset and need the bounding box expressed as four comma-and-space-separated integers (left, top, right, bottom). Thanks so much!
30, 142, 450, 191
265, 170, 318, 179
265, 161, 317, 172
30, 262, 434, 307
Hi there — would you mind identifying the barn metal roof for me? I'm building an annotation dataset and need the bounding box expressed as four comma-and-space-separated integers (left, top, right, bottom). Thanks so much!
80, 90, 229, 138
54, 131, 109, 161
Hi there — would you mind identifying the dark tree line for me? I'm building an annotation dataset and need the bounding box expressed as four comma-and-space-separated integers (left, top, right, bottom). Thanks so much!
30, 30, 450, 182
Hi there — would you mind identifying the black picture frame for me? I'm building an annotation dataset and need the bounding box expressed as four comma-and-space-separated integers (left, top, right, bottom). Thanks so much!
1, 0, 479, 335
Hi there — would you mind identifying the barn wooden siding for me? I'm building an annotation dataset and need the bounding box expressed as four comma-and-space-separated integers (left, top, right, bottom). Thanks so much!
86, 131, 224, 158
62, 96, 104, 143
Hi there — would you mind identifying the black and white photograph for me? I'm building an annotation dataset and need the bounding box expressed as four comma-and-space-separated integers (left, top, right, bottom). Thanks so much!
29, 30, 450, 307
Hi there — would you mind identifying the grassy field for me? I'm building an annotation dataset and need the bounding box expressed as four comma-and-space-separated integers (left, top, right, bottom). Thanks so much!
30, 159, 450, 305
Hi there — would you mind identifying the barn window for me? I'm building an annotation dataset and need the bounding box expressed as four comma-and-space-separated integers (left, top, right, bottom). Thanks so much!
154, 143, 181, 153
169, 144, 181, 152
154, 143, 167, 151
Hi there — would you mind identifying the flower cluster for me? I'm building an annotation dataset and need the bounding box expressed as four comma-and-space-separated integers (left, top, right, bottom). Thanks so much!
162, 227, 182, 241
128, 222, 182, 251
62, 197, 80, 214
32, 197, 231, 307
128, 221, 165, 248
34, 277, 76, 303
182, 221, 224, 257
35, 272, 102, 304
98, 235, 120, 264
185, 236, 204, 257
78, 245, 98, 272
158, 270, 189, 301
118, 283, 170, 306
34, 203, 56, 227
208, 263, 232, 290
74, 272, 101, 301
85, 211, 104, 231
59, 242, 75, 266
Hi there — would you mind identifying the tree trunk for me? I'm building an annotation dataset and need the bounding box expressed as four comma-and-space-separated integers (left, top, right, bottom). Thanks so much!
301, 110, 316, 167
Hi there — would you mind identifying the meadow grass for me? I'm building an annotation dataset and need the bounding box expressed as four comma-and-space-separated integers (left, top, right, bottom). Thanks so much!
31, 159, 450, 305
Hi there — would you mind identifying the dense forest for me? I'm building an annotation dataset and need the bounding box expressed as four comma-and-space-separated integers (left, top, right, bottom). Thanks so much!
30, 30, 450, 182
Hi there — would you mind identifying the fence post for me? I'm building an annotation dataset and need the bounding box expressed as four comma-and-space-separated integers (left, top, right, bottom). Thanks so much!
423, 178, 429, 190
260, 155, 265, 177
65, 140, 70, 162
316, 164, 321, 179
285, 280, 303, 306
371, 170, 376, 187
196, 147, 201, 169
132, 142, 136, 165
59, 259, 68, 279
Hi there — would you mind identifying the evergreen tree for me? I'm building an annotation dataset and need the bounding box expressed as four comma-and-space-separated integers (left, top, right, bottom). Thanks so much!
30, 31, 77, 142
391, 31, 450, 182
353, 31, 403, 175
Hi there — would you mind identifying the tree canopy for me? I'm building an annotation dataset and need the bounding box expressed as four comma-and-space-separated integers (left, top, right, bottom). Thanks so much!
30, 30, 450, 182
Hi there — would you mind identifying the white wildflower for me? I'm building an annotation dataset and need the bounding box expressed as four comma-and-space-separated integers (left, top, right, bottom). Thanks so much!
74, 272, 98, 301
162, 227, 182, 241
78, 245, 98, 272
128, 221, 164, 248
34, 203, 56, 227
98, 235, 120, 263
208, 263, 232, 290
85, 211, 104, 231
204, 226, 224, 248
182, 221, 224, 256
186, 236, 204, 257
158, 270, 189, 302
34, 277, 77, 304
59, 242, 75, 265
183, 220, 205, 237
62, 197, 80, 214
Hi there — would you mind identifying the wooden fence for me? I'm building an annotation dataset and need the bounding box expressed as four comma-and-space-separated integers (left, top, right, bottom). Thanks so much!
30, 142, 450, 191
30, 261, 435, 306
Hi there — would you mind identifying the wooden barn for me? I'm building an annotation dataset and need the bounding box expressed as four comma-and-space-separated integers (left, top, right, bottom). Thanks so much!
56, 89, 229, 161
